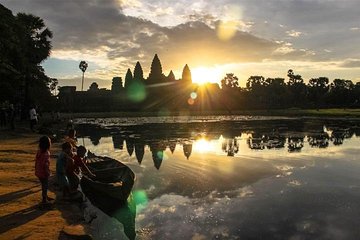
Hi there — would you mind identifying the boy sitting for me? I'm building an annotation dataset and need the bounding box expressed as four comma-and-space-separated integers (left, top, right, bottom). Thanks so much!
67, 145, 95, 191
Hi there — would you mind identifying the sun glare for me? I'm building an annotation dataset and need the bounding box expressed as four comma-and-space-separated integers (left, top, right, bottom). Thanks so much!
193, 138, 213, 153
191, 67, 223, 85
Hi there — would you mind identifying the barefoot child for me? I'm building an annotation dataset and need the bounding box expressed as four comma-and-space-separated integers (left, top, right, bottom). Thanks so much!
56, 142, 73, 199
35, 136, 53, 204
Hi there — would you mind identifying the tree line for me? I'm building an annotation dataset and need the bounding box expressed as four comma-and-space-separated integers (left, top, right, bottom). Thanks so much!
0, 4, 55, 117
218, 70, 360, 110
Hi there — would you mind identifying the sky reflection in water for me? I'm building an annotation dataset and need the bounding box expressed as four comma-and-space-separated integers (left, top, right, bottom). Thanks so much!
78, 118, 360, 239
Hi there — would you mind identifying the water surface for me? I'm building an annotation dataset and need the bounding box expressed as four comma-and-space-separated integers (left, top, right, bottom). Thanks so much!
77, 117, 360, 240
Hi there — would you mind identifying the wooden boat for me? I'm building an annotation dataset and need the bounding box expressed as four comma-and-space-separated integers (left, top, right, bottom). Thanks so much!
80, 153, 136, 214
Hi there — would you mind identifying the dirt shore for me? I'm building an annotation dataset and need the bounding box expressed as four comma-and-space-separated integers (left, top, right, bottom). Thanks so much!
0, 124, 90, 240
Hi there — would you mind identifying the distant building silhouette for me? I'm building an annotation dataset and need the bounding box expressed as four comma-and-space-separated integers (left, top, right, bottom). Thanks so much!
133, 61, 144, 83
112, 135, 125, 150
181, 64, 192, 84
147, 54, 165, 84
135, 142, 145, 164
168, 141, 176, 153
124, 68, 133, 89
126, 138, 135, 156
111, 77, 123, 93
149, 142, 166, 169
167, 70, 176, 82
183, 142, 192, 159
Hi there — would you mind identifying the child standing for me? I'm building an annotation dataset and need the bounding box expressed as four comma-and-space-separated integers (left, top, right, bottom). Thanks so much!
56, 142, 73, 199
35, 136, 53, 204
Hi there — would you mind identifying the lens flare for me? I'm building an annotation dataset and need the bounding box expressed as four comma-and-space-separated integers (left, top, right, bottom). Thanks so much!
217, 5, 243, 41
188, 98, 195, 105
217, 20, 238, 41
156, 151, 163, 159
190, 92, 197, 99
133, 190, 148, 206
127, 81, 146, 102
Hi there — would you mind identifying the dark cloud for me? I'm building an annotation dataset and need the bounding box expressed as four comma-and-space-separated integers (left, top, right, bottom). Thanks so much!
3, 0, 360, 80
1, 0, 282, 72
240, 0, 360, 60
2, 0, 160, 50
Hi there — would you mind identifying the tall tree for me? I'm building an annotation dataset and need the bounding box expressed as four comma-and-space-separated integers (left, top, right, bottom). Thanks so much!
147, 54, 164, 84
307, 77, 329, 108
221, 73, 239, 89
124, 68, 133, 89
287, 69, 303, 84
353, 82, 360, 107
111, 77, 123, 93
16, 12, 52, 115
181, 64, 192, 83
0, 5, 53, 113
0, 5, 22, 102
328, 79, 354, 106
265, 78, 287, 108
0, 5, 22, 100
133, 61, 144, 82
287, 69, 307, 107
246, 76, 266, 89
16, 13, 53, 65
79, 61, 88, 91
246, 76, 267, 109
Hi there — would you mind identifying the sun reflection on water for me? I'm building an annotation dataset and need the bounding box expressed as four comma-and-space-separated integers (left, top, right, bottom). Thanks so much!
193, 138, 213, 153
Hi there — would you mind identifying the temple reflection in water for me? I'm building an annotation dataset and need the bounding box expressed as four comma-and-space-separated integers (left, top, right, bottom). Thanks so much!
77, 119, 360, 169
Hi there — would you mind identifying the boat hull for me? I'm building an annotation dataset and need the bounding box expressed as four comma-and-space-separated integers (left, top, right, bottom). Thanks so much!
80, 154, 135, 214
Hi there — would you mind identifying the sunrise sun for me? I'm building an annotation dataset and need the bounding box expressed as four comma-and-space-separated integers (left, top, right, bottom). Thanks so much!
191, 67, 223, 85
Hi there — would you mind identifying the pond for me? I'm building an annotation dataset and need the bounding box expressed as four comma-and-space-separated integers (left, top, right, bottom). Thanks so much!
75, 116, 360, 240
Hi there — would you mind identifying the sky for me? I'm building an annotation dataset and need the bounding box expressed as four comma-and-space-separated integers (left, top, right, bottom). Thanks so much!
2, 0, 360, 89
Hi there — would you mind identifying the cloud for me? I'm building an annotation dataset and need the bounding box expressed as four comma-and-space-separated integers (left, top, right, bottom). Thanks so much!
118, 0, 142, 8
286, 30, 303, 38
3, 0, 360, 84
1, 0, 282, 77
136, 176, 360, 239
340, 59, 360, 68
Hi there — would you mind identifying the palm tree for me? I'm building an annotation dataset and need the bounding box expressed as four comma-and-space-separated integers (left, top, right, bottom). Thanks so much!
15, 13, 53, 118
79, 61, 88, 91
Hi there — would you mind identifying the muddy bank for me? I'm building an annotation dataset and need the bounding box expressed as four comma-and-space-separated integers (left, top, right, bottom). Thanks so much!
0, 124, 92, 240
